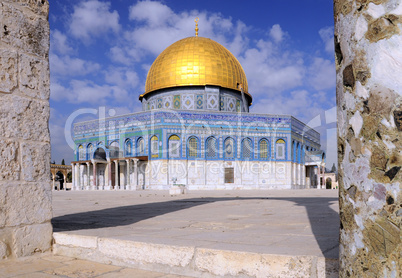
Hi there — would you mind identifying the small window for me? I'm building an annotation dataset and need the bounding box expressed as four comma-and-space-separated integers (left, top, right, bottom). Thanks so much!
188, 137, 198, 158
150, 136, 158, 158
224, 138, 235, 159
137, 137, 144, 155
169, 135, 180, 158
242, 138, 253, 160
276, 139, 286, 160
78, 145, 85, 160
125, 140, 132, 156
206, 137, 217, 159
87, 144, 94, 160
259, 139, 268, 160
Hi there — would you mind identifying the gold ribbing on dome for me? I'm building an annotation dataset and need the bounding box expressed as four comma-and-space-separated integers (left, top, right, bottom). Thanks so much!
143, 36, 250, 100
195, 17, 199, 37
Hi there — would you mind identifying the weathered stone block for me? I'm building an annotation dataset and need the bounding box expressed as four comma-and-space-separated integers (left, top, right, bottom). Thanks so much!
365, 218, 400, 258
7, 0, 49, 18
0, 94, 50, 141
0, 1, 49, 57
368, 85, 397, 118
13, 222, 52, 257
0, 240, 7, 259
0, 49, 18, 94
18, 53, 49, 99
0, 183, 51, 228
394, 110, 402, 131
0, 139, 20, 181
53, 233, 97, 249
366, 15, 402, 43
343, 64, 355, 88
21, 142, 50, 182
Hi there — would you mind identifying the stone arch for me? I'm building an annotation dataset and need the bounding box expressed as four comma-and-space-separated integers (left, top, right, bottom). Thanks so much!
94, 147, 107, 161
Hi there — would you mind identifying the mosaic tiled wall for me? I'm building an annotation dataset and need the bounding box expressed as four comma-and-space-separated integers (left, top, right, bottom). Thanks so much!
142, 86, 249, 112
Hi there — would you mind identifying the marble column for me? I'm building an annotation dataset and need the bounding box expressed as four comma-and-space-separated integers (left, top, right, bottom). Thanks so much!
86, 162, 91, 190
114, 160, 119, 190
335, 1, 401, 275
106, 161, 112, 190
71, 163, 76, 190
126, 159, 130, 190
322, 165, 325, 189
52, 173, 56, 191
93, 162, 97, 190
131, 158, 139, 190
76, 164, 81, 190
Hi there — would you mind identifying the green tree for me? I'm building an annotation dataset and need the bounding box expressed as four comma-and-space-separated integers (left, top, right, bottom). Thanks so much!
61, 159, 65, 165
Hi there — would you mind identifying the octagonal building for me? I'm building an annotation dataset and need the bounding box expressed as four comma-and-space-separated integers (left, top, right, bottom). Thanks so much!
72, 31, 325, 191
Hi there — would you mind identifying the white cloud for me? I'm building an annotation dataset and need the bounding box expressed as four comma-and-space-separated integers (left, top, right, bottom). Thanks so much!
269, 24, 284, 43
124, 1, 242, 58
69, 0, 120, 43
251, 90, 321, 121
240, 39, 305, 97
129, 0, 176, 27
308, 57, 336, 91
50, 53, 100, 76
319, 26, 334, 54
51, 30, 73, 55
104, 67, 140, 89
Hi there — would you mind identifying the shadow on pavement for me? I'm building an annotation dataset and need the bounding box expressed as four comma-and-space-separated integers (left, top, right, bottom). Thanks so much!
52, 196, 339, 275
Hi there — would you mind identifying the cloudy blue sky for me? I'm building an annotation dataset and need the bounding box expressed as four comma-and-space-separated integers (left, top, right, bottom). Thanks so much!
49, 0, 337, 168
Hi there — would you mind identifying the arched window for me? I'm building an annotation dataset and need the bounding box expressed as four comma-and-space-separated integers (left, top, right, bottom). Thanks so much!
242, 138, 253, 160
150, 136, 159, 158
109, 141, 119, 158
206, 137, 217, 159
94, 147, 106, 160
187, 137, 198, 158
168, 135, 181, 158
125, 139, 132, 156
293, 141, 297, 162
78, 145, 85, 160
224, 137, 235, 159
276, 139, 286, 160
137, 137, 144, 155
87, 143, 94, 160
259, 139, 269, 160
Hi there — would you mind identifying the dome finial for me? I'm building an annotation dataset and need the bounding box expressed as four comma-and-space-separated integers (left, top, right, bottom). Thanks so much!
195, 17, 199, 37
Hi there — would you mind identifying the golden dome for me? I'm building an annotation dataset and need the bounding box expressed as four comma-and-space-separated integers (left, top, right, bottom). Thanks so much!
142, 36, 250, 100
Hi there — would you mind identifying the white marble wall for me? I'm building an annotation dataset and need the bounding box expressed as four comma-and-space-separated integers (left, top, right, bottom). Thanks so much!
145, 160, 302, 190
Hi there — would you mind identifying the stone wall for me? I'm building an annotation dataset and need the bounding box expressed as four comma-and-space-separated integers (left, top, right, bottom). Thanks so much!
335, 0, 401, 276
0, 0, 51, 259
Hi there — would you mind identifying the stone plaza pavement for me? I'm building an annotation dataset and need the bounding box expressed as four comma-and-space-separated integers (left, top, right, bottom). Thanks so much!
49, 189, 339, 277
0, 253, 191, 277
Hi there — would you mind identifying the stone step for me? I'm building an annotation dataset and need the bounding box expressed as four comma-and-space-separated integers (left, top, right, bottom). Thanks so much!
53, 232, 339, 278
